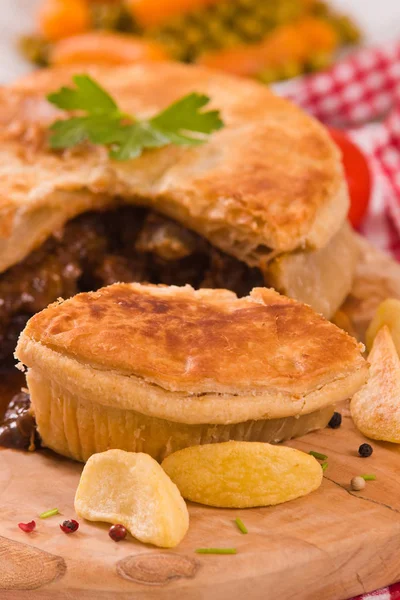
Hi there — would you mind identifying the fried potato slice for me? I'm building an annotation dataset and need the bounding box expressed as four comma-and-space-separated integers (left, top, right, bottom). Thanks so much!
74, 449, 189, 548
366, 298, 400, 354
351, 326, 400, 443
162, 441, 322, 508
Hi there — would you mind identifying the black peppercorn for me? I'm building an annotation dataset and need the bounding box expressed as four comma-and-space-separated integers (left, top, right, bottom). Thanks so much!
328, 412, 342, 429
358, 443, 373, 458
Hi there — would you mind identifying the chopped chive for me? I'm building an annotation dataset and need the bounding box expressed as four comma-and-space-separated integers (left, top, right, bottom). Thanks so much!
321, 462, 328, 471
39, 508, 60, 519
360, 474, 376, 481
235, 518, 248, 534
309, 451, 328, 461
196, 548, 237, 555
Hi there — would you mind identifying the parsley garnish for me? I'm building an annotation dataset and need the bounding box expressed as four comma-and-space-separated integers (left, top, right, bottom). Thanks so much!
195, 548, 237, 555
39, 508, 60, 519
47, 74, 224, 160
234, 518, 248, 534
309, 450, 328, 461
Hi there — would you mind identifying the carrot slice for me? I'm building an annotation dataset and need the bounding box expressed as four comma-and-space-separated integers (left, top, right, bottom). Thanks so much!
125, 0, 220, 29
198, 17, 338, 77
50, 32, 168, 66
298, 17, 338, 53
38, 0, 91, 42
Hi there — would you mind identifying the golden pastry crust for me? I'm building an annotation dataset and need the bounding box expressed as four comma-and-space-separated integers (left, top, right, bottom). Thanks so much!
0, 61, 348, 273
16, 284, 367, 422
266, 221, 360, 318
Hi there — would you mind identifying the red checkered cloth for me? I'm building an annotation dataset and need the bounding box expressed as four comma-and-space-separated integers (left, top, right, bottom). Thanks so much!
278, 40, 400, 260
276, 42, 400, 600
353, 586, 400, 600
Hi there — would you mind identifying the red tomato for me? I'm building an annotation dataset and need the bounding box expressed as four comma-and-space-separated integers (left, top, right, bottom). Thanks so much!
327, 127, 371, 228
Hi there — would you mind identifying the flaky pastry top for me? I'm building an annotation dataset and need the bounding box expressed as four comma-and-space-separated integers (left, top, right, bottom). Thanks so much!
17, 283, 366, 398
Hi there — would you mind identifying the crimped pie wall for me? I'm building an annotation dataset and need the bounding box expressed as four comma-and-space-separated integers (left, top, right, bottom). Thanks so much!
27, 369, 334, 462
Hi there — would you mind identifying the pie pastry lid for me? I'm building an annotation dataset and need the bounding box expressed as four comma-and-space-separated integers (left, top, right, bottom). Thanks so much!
15, 284, 368, 421
0, 61, 348, 274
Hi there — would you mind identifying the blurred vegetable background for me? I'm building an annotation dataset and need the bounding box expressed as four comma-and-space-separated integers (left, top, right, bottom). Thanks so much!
21, 0, 361, 83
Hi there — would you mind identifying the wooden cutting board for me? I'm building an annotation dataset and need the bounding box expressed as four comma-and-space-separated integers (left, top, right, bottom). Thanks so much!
2, 236, 400, 600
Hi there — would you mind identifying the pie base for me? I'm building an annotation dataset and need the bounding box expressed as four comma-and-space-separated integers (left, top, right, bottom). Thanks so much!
27, 369, 334, 462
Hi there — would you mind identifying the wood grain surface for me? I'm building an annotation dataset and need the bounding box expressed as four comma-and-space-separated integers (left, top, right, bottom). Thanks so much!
1, 237, 400, 600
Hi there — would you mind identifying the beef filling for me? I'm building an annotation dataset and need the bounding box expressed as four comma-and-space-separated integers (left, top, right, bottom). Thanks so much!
0, 205, 264, 364
0, 390, 39, 450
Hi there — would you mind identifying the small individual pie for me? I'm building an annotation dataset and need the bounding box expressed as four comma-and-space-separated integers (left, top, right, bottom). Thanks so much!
15, 283, 368, 462
0, 61, 358, 364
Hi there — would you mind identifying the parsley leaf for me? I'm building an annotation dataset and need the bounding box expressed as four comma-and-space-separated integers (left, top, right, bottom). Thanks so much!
47, 75, 224, 160
48, 75, 119, 115
49, 115, 123, 148
150, 93, 224, 144
110, 123, 169, 161
49, 117, 91, 149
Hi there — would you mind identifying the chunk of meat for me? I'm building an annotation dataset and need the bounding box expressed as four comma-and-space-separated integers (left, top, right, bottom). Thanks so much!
135, 212, 205, 261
